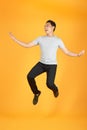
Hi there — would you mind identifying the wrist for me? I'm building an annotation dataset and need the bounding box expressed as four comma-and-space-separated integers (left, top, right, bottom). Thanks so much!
77, 53, 80, 57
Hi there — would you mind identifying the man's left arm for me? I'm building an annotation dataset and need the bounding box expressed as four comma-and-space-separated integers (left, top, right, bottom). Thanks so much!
61, 46, 85, 57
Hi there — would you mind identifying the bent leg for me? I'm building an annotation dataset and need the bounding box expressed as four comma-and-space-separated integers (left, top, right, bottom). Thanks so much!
27, 62, 45, 94
46, 65, 59, 97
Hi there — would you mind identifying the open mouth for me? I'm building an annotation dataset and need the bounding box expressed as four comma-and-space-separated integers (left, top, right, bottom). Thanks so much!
45, 29, 48, 32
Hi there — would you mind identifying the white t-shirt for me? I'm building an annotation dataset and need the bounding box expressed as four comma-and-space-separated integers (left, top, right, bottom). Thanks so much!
32, 36, 65, 65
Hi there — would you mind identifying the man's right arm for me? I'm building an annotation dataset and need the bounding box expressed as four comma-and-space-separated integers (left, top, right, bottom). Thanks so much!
9, 32, 36, 48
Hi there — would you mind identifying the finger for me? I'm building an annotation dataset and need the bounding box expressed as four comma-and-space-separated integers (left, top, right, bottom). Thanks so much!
82, 50, 85, 53
9, 32, 12, 36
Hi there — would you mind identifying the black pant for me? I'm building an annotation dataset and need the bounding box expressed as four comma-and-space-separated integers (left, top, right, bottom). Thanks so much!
27, 62, 58, 94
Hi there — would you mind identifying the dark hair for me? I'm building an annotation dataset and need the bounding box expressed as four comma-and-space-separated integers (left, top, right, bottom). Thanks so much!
46, 20, 56, 31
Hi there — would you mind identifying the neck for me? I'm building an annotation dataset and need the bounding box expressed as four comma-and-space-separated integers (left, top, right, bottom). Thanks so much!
46, 32, 54, 37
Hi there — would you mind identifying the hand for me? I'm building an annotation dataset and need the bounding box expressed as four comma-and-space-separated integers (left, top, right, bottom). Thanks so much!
78, 50, 85, 56
9, 32, 16, 40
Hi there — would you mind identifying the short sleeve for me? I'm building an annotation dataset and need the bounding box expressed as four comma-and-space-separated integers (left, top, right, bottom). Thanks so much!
32, 37, 41, 45
58, 39, 65, 49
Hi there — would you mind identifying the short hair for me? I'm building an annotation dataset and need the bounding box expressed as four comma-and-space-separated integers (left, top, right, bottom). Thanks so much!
46, 20, 56, 31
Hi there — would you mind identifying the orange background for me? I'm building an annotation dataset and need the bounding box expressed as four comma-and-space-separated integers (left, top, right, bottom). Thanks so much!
0, 0, 87, 130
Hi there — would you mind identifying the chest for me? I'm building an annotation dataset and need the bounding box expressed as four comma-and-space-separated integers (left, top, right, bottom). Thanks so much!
39, 38, 58, 49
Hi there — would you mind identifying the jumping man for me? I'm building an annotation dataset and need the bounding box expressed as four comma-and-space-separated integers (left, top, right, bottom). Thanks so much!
9, 20, 85, 105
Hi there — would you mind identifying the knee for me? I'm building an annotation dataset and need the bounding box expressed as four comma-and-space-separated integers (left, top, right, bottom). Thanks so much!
27, 72, 33, 81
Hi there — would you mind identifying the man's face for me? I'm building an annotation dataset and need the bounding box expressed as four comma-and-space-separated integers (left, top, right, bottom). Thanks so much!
44, 22, 54, 34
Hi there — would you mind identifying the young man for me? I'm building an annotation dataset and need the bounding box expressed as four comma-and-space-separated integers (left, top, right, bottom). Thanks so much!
9, 20, 85, 105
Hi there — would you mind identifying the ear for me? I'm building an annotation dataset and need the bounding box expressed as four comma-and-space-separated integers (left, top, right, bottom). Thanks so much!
52, 26, 55, 31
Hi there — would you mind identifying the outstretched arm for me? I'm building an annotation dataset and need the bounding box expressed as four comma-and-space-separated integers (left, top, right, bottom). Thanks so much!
61, 46, 85, 57
9, 32, 36, 48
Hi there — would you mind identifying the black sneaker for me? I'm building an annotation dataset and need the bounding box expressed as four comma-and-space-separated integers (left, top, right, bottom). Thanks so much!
33, 91, 41, 105
53, 88, 59, 97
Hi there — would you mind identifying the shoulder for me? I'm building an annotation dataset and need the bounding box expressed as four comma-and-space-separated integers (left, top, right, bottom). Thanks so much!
54, 36, 65, 47
54, 36, 61, 40
36, 36, 45, 40
54, 36, 63, 43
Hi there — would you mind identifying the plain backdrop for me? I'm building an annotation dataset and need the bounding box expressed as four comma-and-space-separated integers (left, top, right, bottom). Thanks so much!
0, 0, 87, 130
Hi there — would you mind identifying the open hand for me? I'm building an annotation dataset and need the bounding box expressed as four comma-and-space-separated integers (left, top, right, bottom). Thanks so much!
78, 50, 85, 56
9, 32, 16, 40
